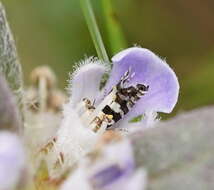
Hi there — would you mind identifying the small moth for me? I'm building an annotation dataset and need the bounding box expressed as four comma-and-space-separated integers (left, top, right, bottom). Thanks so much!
82, 68, 149, 132
40, 68, 149, 171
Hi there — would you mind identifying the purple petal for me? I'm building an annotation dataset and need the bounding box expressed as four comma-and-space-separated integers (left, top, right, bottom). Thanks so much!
104, 47, 179, 120
89, 140, 135, 188
90, 164, 125, 188
70, 58, 107, 107
0, 131, 25, 190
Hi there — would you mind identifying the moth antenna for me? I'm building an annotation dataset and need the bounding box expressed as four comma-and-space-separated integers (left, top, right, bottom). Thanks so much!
92, 99, 95, 106
117, 67, 134, 89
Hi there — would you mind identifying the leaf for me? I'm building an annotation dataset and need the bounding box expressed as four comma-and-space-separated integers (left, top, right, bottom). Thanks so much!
131, 106, 214, 189
0, 3, 24, 119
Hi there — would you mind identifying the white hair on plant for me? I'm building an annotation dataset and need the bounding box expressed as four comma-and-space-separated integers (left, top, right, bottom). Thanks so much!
40, 58, 108, 176
67, 56, 109, 98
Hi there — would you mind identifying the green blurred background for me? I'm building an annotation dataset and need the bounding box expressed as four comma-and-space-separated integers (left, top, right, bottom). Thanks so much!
2, 0, 214, 116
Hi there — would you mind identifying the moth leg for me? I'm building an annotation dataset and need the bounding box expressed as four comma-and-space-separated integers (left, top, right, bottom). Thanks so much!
79, 98, 97, 125
75, 98, 95, 117
91, 116, 103, 132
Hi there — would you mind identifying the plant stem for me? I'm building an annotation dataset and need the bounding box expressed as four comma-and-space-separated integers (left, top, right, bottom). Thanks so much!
101, 0, 127, 55
80, 0, 110, 63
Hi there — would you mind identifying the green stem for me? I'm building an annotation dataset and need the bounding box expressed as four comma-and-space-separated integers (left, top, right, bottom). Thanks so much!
80, 0, 110, 63
101, 0, 127, 55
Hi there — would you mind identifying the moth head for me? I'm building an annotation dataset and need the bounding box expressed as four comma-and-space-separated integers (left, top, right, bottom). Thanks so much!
136, 84, 149, 94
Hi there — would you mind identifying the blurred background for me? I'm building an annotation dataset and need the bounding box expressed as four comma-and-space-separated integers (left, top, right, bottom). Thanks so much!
2, 0, 214, 116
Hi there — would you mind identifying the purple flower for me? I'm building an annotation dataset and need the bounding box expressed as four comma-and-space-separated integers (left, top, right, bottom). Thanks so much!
45, 47, 179, 174
70, 47, 179, 131
88, 140, 140, 190
90, 163, 132, 188
0, 131, 26, 190
60, 140, 147, 190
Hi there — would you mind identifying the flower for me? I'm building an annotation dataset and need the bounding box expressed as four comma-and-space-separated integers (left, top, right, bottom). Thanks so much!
70, 47, 179, 130
0, 131, 26, 190
43, 47, 179, 175
60, 140, 147, 190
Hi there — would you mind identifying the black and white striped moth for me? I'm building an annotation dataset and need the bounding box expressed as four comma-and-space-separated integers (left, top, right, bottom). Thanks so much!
83, 68, 149, 132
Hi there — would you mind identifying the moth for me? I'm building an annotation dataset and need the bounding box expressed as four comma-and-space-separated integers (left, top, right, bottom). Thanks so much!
81, 68, 149, 132
40, 68, 149, 171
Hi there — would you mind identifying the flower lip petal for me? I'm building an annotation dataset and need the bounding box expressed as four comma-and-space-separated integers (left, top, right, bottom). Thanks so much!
103, 47, 179, 119
90, 164, 124, 188
89, 140, 135, 188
